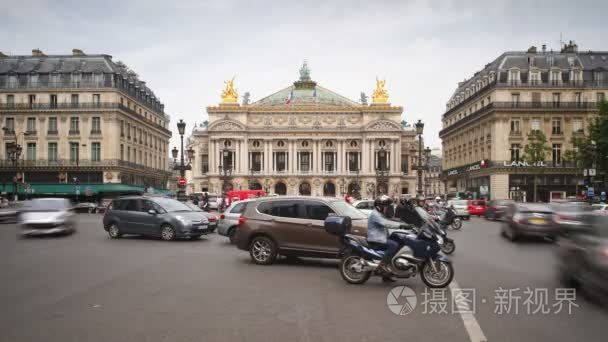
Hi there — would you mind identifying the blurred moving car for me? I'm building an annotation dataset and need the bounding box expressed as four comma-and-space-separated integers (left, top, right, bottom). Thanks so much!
591, 204, 608, 212
183, 202, 217, 233
447, 199, 470, 220
103, 196, 210, 241
485, 199, 514, 221
502, 203, 559, 242
467, 200, 487, 217
556, 214, 608, 301
19, 198, 76, 236
550, 201, 594, 232
73, 202, 99, 213
234, 196, 368, 265
218, 200, 251, 243
351, 199, 374, 216
0, 202, 22, 224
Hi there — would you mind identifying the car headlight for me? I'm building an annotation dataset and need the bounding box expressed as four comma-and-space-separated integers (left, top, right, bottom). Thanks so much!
175, 216, 191, 225
437, 236, 444, 245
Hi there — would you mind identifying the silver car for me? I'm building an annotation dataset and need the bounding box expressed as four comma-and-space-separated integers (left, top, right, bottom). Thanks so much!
447, 199, 470, 220
352, 199, 374, 217
103, 196, 210, 241
218, 200, 250, 243
19, 198, 76, 236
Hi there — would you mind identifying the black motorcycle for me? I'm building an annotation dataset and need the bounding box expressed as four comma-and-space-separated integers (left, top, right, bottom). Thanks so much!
325, 209, 454, 287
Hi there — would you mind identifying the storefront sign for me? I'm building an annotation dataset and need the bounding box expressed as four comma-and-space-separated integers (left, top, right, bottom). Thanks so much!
480, 185, 489, 195
447, 170, 459, 176
503, 161, 546, 167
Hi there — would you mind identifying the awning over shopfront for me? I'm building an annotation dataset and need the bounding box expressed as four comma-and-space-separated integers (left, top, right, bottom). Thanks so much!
5, 183, 148, 196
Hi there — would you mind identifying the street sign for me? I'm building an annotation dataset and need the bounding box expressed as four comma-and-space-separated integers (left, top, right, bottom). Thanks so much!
587, 187, 594, 198
178, 177, 187, 187
589, 169, 596, 176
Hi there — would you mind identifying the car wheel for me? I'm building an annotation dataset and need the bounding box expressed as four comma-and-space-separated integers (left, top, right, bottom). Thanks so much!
108, 223, 122, 239
160, 224, 176, 241
249, 236, 277, 265
505, 225, 518, 242
228, 227, 237, 244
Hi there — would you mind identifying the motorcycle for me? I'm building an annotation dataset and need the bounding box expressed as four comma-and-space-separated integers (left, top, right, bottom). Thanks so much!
437, 206, 462, 230
325, 209, 454, 287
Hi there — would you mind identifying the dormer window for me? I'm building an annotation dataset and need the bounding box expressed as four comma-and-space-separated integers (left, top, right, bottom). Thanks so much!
508, 69, 520, 85
594, 70, 604, 85
571, 69, 582, 85
550, 69, 562, 85
29, 73, 38, 86
529, 70, 540, 85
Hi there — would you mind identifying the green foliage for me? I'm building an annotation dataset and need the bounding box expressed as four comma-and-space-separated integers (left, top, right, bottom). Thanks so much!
589, 99, 608, 172
522, 130, 550, 167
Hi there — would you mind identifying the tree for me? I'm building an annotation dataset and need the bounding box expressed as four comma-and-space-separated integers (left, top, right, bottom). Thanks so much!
521, 130, 550, 202
589, 99, 608, 180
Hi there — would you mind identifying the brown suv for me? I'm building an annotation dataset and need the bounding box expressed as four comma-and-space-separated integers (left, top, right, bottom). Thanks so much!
234, 196, 368, 265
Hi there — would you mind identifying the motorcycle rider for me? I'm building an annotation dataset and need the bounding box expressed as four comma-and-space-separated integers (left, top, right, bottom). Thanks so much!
395, 197, 425, 228
367, 195, 404, 282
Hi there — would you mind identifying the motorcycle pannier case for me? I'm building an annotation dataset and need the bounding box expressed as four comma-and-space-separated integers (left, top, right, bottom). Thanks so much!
324, 216, 352, 235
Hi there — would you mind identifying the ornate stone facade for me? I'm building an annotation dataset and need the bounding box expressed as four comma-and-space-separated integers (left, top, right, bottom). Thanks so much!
186, 64, 418, 198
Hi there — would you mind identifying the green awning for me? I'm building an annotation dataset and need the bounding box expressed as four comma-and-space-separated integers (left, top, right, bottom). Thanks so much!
14, 183, 148, 196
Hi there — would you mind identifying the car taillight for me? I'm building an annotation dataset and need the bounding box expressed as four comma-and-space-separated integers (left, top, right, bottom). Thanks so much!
238, 215, 246, 226
219, 214, 225, 220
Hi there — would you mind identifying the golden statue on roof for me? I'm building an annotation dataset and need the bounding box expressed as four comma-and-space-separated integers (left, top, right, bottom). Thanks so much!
371, 77, 389, 104
221, 77, 238, 104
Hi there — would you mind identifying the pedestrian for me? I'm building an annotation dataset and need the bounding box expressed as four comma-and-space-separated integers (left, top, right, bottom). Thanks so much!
193, 196, 199, 206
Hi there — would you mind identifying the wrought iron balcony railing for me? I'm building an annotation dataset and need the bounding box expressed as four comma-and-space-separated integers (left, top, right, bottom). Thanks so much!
0, 102, 170, 132
0, 158, 171, 174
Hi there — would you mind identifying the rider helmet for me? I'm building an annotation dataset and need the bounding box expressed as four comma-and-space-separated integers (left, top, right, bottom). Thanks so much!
373, 195, 392, 215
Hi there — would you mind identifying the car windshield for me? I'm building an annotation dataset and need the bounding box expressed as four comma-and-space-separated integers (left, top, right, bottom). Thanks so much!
331, 200, 367, 220
152, 198, 193, 212
22, 199, 69, 212
184, 202, 203, 212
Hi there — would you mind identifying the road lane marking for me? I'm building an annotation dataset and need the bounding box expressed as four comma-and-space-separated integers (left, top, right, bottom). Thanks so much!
450, 280, 487, 342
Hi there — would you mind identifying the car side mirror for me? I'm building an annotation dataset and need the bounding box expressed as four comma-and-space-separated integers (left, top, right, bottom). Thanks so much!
148, 209, 157, 215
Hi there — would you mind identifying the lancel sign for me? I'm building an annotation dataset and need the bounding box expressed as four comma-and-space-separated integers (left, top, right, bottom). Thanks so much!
503, 161, 547, 167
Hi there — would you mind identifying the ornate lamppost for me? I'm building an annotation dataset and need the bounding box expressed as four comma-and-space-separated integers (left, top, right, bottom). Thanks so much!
2, 127, 31, 201
424, 146, 431, 197
263, 179, 271, 195
218, 149, 233, 207
414, 119, 425, 196
172, 119, 194, 201
375, 145, 389, 196
353, 167, 361, 200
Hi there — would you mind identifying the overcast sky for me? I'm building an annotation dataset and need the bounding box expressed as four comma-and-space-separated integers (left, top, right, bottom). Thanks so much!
3, 0, 607, 150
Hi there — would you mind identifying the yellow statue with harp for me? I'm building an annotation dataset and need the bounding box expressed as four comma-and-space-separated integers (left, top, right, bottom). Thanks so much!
371, 77, 389, 104
221, 77, 238, 104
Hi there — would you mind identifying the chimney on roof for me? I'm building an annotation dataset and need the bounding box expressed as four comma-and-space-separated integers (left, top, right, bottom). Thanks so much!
561, 40, 578, 53
72, 49, 86, 56
527, 46, 537, 53
0, 51, 7, 58
542, 44, 546, 53
32, 48, 46, 57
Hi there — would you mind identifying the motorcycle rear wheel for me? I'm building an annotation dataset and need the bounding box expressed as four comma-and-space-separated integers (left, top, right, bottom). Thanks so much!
441, 240, 455, 255
421, 259, 454, 288
452, 219, 462, 230
340, 255, 372, 285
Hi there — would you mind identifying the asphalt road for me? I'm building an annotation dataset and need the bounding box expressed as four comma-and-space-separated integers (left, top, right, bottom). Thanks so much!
0, 215, 605, 342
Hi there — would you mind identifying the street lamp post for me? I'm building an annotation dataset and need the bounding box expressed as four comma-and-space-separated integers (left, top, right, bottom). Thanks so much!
353, 167, 361, 200
3, 127, 31, 201
374, 146, 389, 196
172, 119, 194, 201
424, 146, 431, 197
218, 149, 233, 209
414, 119, 425, 196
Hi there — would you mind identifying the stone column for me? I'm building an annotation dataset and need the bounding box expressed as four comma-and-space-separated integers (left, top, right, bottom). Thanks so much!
209, 140, 215, 175
269, 140, 274, 174
361, 139, 367, 174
